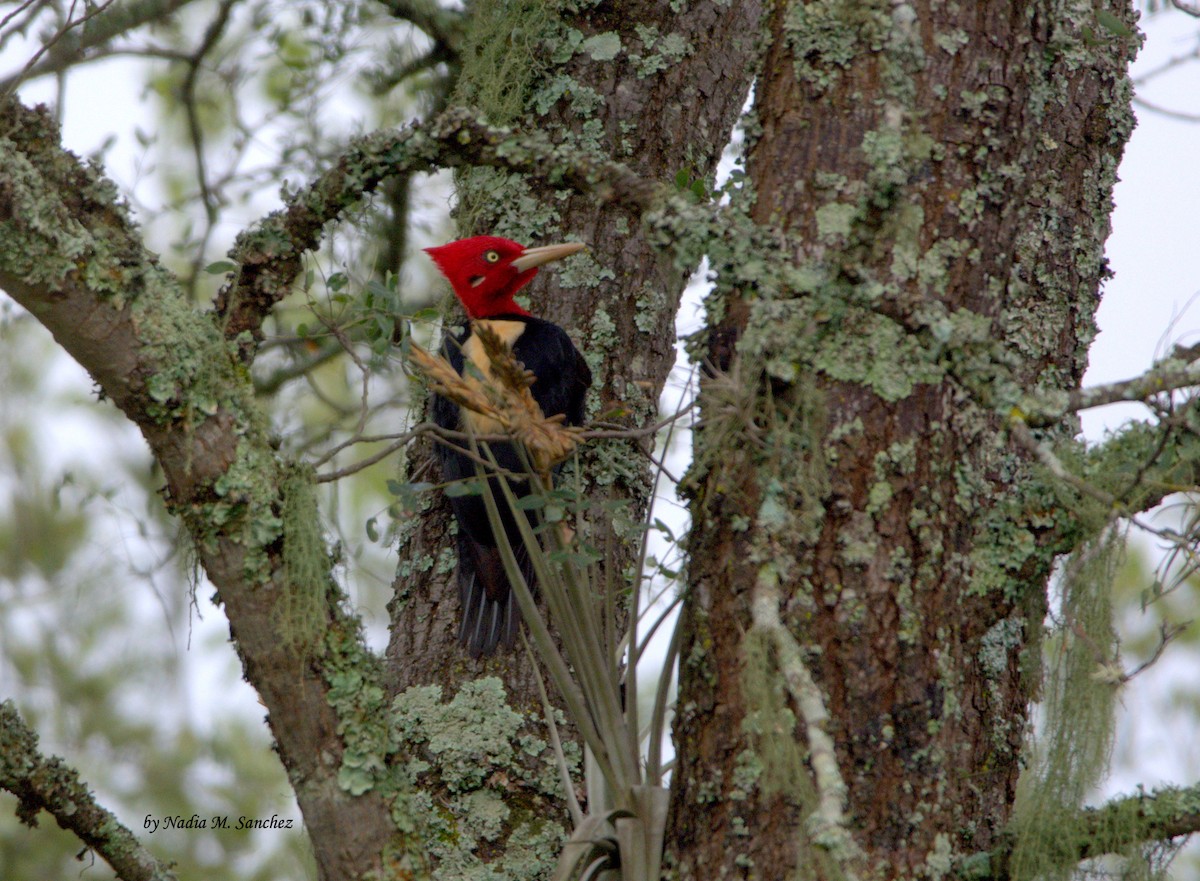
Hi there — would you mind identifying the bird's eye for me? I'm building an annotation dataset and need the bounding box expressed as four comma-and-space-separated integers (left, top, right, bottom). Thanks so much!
484, 250, 500, 263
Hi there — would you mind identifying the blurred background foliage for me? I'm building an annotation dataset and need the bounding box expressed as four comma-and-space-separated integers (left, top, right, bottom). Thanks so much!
0, 0, 462, 875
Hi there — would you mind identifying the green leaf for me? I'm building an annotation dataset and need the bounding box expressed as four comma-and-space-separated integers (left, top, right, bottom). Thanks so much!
548, 548, 602, 568
514, 495, 548, 510
389, 480, 433, 504
365, 517, 379, 542
446, 480, 484, 498
1095, 10, 1133, 37
204, 260, 236, 275
388, 480, 435, 512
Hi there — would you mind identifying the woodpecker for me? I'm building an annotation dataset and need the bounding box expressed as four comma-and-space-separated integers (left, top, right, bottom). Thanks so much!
425, 236, 592, 656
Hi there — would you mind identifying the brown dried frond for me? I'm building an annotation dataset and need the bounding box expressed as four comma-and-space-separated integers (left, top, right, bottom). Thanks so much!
408, 340, 501, 421
409, 324, 583, 479
475, 323, 536, 395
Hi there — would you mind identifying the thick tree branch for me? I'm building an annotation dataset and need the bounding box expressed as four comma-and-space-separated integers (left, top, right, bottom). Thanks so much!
0, 97, 404, 880
959, 783, 1200, 880
1076, 784, 1200, 859
217, 106, 660, 356
1021, 346, 1200, 426
0, 700, 177, 881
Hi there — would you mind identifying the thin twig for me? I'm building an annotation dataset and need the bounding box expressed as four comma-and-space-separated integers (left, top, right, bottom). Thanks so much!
1, 0, 119, 99
1120, 620, 1191, 684
180, 0, 238, 294
1008, 418, 1121, 509
1132, 95, 1200, 124
0, 0, 203, 90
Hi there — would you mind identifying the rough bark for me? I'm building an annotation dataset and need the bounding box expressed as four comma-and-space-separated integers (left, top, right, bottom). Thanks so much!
669, 2, 1139, 879
382, 5, 762, 862
387, 0, 761, 692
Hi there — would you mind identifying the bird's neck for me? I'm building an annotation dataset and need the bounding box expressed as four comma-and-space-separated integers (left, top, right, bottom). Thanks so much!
468, 297, 530, 319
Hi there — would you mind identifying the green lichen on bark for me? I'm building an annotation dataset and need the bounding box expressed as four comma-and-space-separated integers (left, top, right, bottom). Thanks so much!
740, 631, 806, 800
389, 678, 573, 878
449, 0, 570, 239
454, 0, 563, 126
0, 115, 135, 296
322, 619, 432, 876
673, 0, 1147, 876
783, 0, 891, 92
0, 106, 295, 588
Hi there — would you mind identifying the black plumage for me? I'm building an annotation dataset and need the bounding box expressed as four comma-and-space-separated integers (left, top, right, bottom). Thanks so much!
431, 314, 591, 656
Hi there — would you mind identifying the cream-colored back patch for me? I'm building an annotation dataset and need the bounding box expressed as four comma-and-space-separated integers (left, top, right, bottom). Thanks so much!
460, 320, 528, 434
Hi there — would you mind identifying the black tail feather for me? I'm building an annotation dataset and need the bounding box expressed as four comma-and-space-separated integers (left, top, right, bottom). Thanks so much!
456, 532, 533, 657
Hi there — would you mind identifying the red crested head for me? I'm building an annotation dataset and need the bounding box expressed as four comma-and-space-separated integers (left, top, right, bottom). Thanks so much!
424, 236, 586, 319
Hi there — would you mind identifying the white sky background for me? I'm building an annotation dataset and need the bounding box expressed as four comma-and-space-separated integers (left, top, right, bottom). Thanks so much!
1087, 10, 1200, 438
3, 2, 1200, 874
1086, 13, 1200, 863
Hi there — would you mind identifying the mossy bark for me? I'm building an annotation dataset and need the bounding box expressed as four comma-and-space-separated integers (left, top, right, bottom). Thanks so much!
669, 2, 1139, 879
388, 1, 763, 692
385, 3, 761, 869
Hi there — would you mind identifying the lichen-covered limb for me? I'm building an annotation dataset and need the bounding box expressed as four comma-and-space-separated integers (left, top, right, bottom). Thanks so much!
1020, 344, 1200, 427
0, 97, 403, 879
750, 565, 863, 877
1076, 784, 1200, 860
1012, 362, 1200, 520
0, 700, 178, 881
1009, 419, 1119, 509
218, 106, 659, 352
957, 783, 1200, 880
1081, 408, 1200, 516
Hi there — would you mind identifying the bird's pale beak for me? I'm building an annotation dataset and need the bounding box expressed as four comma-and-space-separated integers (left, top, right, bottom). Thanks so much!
510, 242, 587, 273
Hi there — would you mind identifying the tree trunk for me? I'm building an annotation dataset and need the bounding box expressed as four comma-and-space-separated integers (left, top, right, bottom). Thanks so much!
387, 1, 763, 693
382, 0, 760, 871
669, 2, 1138, 877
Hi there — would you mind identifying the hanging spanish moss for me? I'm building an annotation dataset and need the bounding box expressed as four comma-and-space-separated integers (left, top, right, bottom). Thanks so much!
1010, 530, 1140, 881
